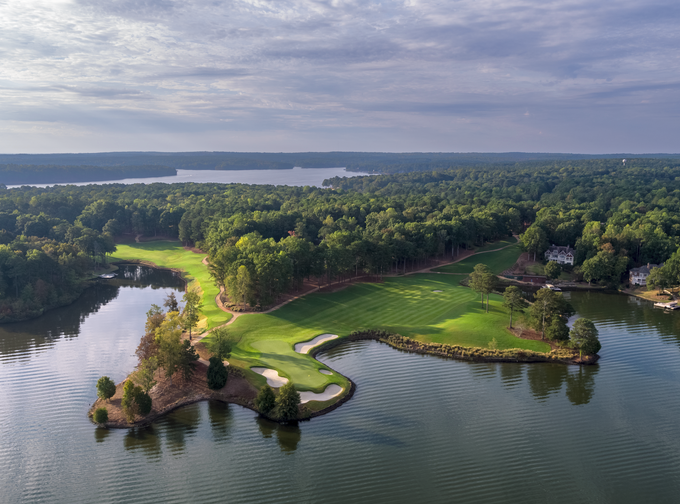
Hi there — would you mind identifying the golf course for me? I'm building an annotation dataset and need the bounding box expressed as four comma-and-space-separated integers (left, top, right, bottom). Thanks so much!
109, 238, 548, 410
110, 241, 231, 330
432, 242, 522, 274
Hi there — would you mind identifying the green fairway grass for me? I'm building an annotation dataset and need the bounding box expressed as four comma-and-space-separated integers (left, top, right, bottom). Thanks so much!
431, 243, 522, 275
474, 236, 518, 253
110, 241, 230, 330
206, 273, 550, 392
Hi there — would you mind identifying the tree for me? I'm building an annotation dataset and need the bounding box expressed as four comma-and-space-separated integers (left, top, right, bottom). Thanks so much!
530, 289, 574, 339
255, 385, 276, 414
275, 382, 301, 422
570, 318, 601, 359
207, 356, 228, 390
163, 292, 179, 312
96, 376, 116, 402
521, 226, 548, 261
179, 340, 199, 382
544, 261, 561, 280
235, 265, 253, 310
121, 380, 138, 423
155, 311, 184, 382
135, 388, 152, 416
135, 356, 158, 393
93, 407, 109, 424
470, 263, 496, 311
182, 291, 202, 340
206, 327, 232, 361
545, 317, 570, 342
502, 286, 527, 328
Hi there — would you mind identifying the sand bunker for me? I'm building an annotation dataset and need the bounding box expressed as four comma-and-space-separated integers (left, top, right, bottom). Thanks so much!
251, 367, 289, 388
294, 334, 339, 354
319, 369, 332, 375
432, 290, 443, 293
299, 384, 344, 404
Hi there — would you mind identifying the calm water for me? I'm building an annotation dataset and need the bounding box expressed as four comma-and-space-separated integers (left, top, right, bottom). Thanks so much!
1, 276, 680, 503
7, 167, 369, 189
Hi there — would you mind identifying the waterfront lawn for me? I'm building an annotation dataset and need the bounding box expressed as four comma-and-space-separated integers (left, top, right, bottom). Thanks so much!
208, 273, 550, 392
110, 241, 230, 330
432, 243, 522, 275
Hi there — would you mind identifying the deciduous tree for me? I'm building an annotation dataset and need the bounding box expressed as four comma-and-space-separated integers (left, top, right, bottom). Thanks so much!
502, 286, 528, 328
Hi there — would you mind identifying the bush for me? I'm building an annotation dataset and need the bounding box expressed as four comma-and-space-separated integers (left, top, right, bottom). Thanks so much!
135, 389, 152, 415
255, 385, 276, 414
121, 380, 138, 423
275, 382, 301, 422
207, 356, 228, 390
546, 318, 570, 342
93, 407, 109, 424
96, 376, 116, 401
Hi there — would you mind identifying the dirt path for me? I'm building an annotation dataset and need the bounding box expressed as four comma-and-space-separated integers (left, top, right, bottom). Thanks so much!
135, 234, 142, 243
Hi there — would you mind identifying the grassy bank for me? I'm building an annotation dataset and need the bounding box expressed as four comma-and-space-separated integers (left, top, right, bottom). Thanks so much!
432, 243, 522, 274
110, 241, 230, 331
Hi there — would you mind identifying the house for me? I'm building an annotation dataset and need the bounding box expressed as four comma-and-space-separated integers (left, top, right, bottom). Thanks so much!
544, 245, 575, 265
629, 263, 663, 286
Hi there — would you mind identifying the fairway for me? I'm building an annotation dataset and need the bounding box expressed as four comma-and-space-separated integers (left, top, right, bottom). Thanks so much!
432, 243, 522, 274
474, 236, 518, 252
110, 241, 230, 330
207, 273, 550, 393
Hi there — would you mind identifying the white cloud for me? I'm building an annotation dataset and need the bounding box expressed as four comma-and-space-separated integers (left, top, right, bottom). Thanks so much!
0, 0, 678, 153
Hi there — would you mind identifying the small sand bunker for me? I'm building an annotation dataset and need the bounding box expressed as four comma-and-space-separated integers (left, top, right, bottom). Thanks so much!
299, 384, 344, 404
251, 367, 289, 388
319, 369, 332, 375
294, 334, 339, 354
432, 290, 443, 293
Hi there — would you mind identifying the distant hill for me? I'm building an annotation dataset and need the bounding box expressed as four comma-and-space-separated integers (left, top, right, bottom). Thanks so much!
0, 164, 176, 186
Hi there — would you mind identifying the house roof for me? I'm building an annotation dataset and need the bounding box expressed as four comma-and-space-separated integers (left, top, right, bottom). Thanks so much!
545, 245, 574, 255
630, 263, 663, 275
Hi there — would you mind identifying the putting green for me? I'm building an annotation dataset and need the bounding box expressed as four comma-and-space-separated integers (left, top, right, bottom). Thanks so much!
110, 241, 230, 330
432, 243, 522, 275
210, 273, 550, 393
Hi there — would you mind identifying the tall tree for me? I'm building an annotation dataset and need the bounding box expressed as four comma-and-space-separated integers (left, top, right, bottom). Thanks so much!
569, 318, 601, 359
530, 289, 574, 339
502, 286, 528, 328
181, 291, 202, 340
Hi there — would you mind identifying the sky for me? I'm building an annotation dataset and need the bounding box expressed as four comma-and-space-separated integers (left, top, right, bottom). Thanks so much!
0, 0, 678, 154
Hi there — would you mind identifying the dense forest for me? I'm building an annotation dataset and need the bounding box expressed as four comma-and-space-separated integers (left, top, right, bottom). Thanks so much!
0, 164, 176, 185
2, 157, 680, 320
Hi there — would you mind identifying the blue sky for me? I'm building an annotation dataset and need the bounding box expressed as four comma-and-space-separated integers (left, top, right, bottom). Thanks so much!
1, 0, 678, 153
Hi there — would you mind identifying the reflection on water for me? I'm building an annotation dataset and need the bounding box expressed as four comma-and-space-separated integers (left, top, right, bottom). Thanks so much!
3, 283, 680, 503
257, 416, 301, 453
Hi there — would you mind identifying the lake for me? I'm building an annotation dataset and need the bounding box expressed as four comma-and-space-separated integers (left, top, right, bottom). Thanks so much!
1, 270, 679, 503
6, 167, 370, 189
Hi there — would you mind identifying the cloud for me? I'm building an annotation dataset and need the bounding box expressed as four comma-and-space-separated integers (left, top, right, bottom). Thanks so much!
0, 0, 679, 153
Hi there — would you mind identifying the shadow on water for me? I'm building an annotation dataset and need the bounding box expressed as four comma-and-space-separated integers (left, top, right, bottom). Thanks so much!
526, 362, 599, 405
256, 416, 301, 453
94, 427, 112, 444
163, 403, 202, 455
208, 401, 233, 442
0, 265, 184, 358
123, 427, 163, 460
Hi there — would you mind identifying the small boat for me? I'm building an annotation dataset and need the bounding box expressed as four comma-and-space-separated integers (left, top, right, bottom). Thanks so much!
98, 273, 118, 279
654, 301, 678, 310
543, 283, 562, 291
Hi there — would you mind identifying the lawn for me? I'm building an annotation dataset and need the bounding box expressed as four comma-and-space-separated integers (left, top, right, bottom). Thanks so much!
110, 241, 230, 331
474, 236, 518, 253
431, 243, 522, 275
206, 273, 550, 392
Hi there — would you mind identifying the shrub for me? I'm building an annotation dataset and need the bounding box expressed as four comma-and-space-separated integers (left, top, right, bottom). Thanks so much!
275, 382, 301, 422
546, 318, 570, 341
121, 380, 138, 423
93, 407, 109, 424
207, 356, 228, 390
96, 376, 116, 401
255, 385, 276, 414
135, 388, 153, 415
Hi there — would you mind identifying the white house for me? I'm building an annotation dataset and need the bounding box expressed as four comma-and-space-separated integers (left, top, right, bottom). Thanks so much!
544, 245, 575, 265
629, 263, 663, 286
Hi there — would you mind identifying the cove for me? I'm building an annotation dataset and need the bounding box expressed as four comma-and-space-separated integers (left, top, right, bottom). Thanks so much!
1, 269, 680, 502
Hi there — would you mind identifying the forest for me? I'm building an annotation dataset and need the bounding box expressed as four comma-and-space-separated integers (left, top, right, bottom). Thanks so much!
2, 157, 680, 320
0, 164, 176, 185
